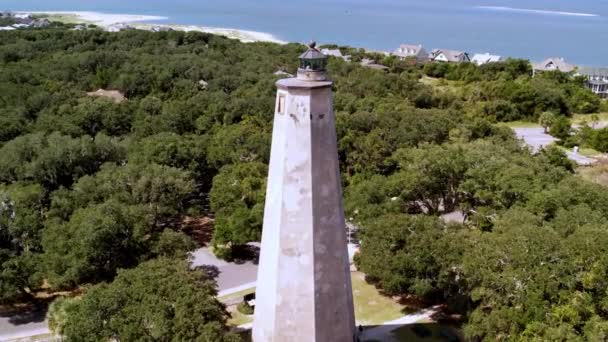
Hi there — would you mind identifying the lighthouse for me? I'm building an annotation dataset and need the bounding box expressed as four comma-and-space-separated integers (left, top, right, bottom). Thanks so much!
252, 43, 357, 342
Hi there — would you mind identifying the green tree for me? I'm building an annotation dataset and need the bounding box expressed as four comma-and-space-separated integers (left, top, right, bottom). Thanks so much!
55, 258, 240, 342
209, 162, 267, 254
357, 214, 466, 302
538, 111, 556, 133
549, 116, 571, 141
590, 128, 608, 152
42, 200, 149, 288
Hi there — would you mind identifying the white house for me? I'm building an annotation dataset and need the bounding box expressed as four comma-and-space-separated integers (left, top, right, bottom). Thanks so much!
577, 67, 608, 98
471, 53, 503, 65
431, 49, 470, 63
393, 44, 429, 63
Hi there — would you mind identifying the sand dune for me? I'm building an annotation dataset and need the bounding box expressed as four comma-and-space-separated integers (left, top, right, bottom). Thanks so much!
18, 11, 285, 44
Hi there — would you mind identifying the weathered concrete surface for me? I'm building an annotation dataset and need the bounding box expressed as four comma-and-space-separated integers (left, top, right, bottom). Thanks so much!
252, 79, 356, 341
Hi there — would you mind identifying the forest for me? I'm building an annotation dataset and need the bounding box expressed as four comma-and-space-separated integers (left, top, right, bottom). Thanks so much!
1, 26, 608, 341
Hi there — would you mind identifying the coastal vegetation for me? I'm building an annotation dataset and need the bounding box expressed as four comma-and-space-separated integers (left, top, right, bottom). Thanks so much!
1, 26, 607, 340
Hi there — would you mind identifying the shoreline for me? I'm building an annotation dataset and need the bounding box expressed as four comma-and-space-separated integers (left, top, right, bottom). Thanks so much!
18, 11, 286, 44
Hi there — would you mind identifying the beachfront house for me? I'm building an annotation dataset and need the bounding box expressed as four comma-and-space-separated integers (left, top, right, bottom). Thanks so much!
532, 57, 576, 75
107, 23, 134, 32
393, 44, 429, 63
577, 67, 608, 98
321, 48, 351, 62
431, 49, 470, 63
471, 53, 503, 65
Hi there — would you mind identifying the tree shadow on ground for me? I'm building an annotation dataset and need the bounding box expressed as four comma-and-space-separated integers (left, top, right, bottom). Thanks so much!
194, 264, 221, 280
359, 322, 463, 342
231, 244, 260, 265
0, 299, 49, 326
231, 322, 462, 342
180, 216, 215, 246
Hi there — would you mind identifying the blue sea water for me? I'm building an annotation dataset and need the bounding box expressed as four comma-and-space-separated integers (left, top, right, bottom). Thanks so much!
2, 0, 607, 66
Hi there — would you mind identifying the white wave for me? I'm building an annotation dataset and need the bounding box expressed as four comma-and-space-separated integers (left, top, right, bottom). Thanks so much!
476, 6, 599, 17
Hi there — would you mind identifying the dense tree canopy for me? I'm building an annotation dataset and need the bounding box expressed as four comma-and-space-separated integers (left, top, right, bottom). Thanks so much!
1, 25, 607, 340
50, 258, 240, 342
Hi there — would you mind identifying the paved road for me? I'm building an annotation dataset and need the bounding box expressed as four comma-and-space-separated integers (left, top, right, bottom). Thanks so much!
0, 305, 50, 342
513, 127, 557, 153
190, 245, 259, 292
513, 127, 597, 165
358, 308, 436, 342
0, 247, 259, 341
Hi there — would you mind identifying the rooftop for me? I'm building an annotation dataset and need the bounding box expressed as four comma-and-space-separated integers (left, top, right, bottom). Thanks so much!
276, 77, 332, 89
578, 67, 608, 77
533, 57, 576, 72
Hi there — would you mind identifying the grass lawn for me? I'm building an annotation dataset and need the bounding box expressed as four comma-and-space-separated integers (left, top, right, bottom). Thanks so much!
419, 76, 460, 93
218, 287, 256, 303
576, 147, 602, 157
556, 145, 602, 158
572, 112, 608, 125
36, 14, 93, 25
228, 307, 254, 326
351, 272, 411, 325
420, 76, 440, 86
225, 272, 410, 328
579, 161, 608, 187
498, 121, 540, 128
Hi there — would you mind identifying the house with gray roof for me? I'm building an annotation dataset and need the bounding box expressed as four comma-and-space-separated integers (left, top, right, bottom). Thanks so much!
393, 44, 429, 63
471, 53, 503, 65
321, 48, 351, 62
430, 49, 470, 63
577, 67, 608, 98
532, 57, 576, 74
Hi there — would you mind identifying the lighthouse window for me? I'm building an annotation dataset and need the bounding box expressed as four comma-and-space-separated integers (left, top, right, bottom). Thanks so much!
277, 94, 286, 114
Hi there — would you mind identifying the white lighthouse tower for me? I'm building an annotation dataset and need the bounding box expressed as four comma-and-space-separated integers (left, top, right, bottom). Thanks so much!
252, 43, 357, 342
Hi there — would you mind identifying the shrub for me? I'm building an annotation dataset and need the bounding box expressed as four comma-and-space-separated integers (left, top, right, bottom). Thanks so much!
237, 302, 254, 315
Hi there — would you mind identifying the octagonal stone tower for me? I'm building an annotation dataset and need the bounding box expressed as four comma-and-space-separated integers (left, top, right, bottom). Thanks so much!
252, 43, 357, 342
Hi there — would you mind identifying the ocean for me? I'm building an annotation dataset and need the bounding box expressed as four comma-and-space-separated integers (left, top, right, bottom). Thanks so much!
2, 0, 607, 66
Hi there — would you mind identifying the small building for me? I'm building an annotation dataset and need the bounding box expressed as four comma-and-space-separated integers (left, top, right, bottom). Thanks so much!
533, 57, 576, 74
431, 49, 470, 63
151, 25, 173, 32
361, 58, 389, 71
577, 67, 608, 98
31, 18, 51, 28
320, 48, 351, 62
0, 26, 16, 31
86, 89, 127, 103
471, 53, 503, 65
364, 48, 390, 56
107, 23, 134, 32
393, 44, 429, 63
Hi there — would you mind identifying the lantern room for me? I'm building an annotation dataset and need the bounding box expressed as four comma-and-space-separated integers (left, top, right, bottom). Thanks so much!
297, 41, 328, 81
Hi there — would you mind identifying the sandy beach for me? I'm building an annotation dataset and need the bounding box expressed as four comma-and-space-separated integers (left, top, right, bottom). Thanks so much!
20, 11, 286, 44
